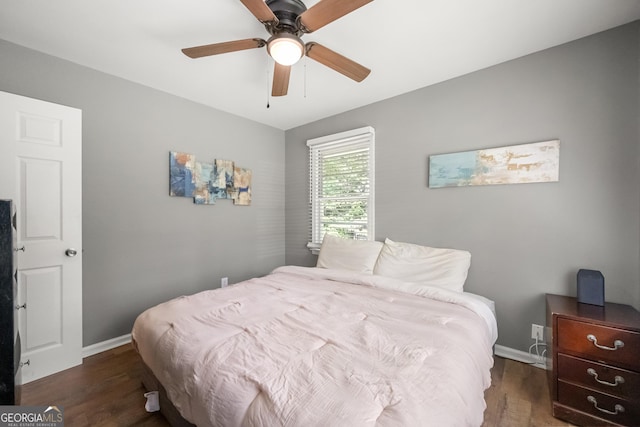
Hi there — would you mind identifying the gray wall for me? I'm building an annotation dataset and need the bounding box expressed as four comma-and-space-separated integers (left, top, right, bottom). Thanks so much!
0, 40, 286, 346
285, 22, 640, 353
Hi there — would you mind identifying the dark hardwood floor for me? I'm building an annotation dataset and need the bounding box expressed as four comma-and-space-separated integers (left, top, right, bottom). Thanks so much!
482, 356, 572, 427
21, 344, 572, 426
21, 344, 169, 427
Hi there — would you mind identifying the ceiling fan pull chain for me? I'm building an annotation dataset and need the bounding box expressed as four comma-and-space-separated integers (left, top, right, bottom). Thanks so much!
304, 55, 307, 99
266, 57, 271, 108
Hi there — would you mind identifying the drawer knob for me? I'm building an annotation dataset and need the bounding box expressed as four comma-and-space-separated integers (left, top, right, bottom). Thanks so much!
586, 334, 624, 351
587, 368, 625, 386
587, 395, 624, 416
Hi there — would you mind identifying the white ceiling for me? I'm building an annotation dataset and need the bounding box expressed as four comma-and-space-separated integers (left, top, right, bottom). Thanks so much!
2, 1, 639, 130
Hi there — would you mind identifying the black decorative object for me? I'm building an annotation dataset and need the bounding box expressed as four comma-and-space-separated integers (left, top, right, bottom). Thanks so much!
577, 269, 605, 307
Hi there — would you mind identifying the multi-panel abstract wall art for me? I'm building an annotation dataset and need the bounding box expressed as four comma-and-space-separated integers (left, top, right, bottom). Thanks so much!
169, 151, 252, 206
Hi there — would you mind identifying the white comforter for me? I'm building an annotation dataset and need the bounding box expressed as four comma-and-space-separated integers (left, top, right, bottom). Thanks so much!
132, 266, 497, 427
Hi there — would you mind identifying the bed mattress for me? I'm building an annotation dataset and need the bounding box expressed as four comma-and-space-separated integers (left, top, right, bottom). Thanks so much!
132, 266, 497, 426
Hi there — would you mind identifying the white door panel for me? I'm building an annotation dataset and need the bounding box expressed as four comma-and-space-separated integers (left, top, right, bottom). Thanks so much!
17, 112, 62, 146
21, 158, 62, 241
19, 267, 63, 351
0, 91, 82, 383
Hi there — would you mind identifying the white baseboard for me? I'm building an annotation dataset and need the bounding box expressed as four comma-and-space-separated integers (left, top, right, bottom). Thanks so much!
494, 344, 548, 370
82, 333, 132, 358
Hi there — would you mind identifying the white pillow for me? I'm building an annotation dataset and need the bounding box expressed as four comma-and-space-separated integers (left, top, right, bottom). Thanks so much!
373, 238, 471, 292
316, 234, 383, 273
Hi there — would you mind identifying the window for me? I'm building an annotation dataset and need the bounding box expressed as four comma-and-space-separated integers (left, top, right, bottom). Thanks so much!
307, 126, 375, 254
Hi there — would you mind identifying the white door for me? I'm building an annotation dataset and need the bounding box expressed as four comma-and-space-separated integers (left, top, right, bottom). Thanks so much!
0, 91, 82, 383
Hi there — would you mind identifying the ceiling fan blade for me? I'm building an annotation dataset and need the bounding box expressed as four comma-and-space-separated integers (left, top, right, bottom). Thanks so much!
272, 62, 291, 97
305, 42, 370, 82
239, 0, 278, 23
299, 0, 373, 33
182, 38, 266, 59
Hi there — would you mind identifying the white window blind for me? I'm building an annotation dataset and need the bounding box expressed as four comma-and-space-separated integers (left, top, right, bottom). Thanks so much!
307, 126, 375, 253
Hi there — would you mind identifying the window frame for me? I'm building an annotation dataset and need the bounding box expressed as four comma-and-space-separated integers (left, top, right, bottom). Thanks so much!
306, 126, 375, 254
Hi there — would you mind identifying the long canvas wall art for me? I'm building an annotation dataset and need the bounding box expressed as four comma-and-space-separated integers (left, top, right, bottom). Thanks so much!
169, 152, 252, 206
428, 139, 559, 188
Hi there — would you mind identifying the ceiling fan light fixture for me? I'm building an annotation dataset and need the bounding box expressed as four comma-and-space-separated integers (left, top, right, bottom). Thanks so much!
267, 33, 304, 66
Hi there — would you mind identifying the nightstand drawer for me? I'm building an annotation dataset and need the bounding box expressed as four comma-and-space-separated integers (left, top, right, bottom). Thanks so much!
558, 353, 640, 400
557, 318, 640, 370
558, 380, 638, 426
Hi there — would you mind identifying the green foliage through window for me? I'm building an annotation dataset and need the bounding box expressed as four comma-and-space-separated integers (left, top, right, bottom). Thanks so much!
308, 128, 375, 245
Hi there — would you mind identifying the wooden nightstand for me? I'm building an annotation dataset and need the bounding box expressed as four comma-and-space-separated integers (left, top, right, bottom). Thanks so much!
546, 294, 640, 426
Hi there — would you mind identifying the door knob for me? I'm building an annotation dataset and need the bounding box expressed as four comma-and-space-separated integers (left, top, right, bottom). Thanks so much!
65, 248, 78, 257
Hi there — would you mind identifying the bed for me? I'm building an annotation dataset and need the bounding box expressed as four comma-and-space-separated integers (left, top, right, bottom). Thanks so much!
132, 237, 498, 426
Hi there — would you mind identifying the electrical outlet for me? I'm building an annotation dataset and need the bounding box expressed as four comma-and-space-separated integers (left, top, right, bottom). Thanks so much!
531, 324, 544, 341
221, 277, 228, 288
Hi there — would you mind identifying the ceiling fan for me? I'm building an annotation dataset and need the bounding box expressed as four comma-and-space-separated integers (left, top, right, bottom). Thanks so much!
182, 0, 373, 97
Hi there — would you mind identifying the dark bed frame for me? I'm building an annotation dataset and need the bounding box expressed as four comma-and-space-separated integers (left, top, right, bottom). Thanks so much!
140, 359, 196, 427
